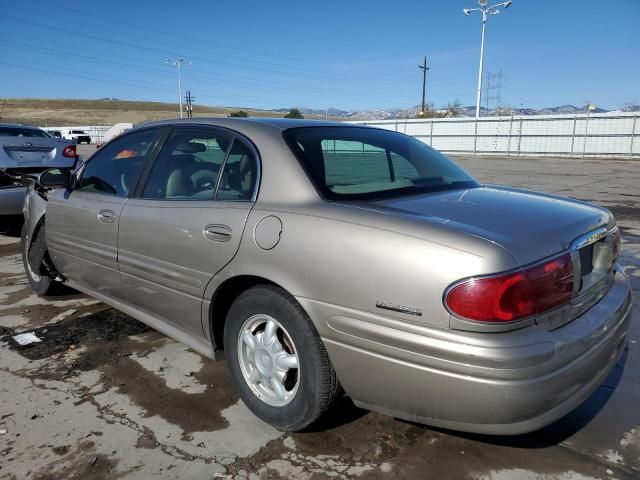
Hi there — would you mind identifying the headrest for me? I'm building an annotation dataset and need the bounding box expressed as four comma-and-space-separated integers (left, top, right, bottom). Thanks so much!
175, 141, 206, 153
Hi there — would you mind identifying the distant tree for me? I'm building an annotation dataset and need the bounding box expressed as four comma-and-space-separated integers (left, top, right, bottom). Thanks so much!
228, 110, 249, 117
445, 99, 462, 117
415, 102, 437, 118
284, 108, 304, 119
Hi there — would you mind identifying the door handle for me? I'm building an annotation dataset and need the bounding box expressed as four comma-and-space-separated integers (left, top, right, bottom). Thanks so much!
203, 224, 232, 242
98, 209, 116, 223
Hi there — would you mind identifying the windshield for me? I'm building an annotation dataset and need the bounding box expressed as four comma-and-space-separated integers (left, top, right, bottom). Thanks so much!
0, 127, 49, 138
283, 126, 479, 200
71, 130, 86, 134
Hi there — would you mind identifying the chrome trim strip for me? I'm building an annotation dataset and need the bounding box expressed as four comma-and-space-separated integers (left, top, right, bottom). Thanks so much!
569, 226, 610, 251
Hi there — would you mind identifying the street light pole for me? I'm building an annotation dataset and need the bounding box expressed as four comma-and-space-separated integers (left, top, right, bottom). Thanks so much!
166, 58, 191, 119
475, 14, 486, 119
463, 0, 513, 119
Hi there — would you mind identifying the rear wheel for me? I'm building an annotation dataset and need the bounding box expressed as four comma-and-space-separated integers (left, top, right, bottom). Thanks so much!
21, 224, 58, 296
224, 285, 341, 431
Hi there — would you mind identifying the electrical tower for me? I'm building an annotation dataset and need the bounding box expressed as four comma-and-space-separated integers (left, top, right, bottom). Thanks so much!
483, 70, 504, 115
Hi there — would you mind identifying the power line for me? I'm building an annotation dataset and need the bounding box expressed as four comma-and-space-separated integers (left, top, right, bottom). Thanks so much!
2, 16, 410, 89
27, 0, 344, 74
0, 61, 288, 108
1, 38, 412, 102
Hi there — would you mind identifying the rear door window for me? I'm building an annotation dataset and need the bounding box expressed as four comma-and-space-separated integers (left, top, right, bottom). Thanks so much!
216, 139, 258, 201
142, 128, 232, 200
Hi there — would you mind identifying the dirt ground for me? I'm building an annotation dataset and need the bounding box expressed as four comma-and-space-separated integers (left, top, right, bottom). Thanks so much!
0, 154, 639, 480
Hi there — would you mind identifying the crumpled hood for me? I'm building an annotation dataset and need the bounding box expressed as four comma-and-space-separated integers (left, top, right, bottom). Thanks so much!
354, 186, 613, 266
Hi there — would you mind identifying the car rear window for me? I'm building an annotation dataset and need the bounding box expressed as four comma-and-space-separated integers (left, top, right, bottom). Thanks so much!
283, 126, 479, 200
0, 127, 49, 138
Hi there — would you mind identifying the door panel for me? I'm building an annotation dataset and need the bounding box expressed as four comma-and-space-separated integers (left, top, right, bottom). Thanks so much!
45, 127, 162, 296
46, 190, 127, 295
117, 200, 253, 336
116, 127, 259, 337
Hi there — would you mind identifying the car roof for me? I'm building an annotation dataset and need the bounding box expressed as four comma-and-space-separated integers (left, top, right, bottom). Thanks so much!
140, 117, 361, 132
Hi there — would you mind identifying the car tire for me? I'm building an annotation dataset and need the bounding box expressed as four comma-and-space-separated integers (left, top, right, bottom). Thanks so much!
21, 224, 58, 296
224, 285, 341, 431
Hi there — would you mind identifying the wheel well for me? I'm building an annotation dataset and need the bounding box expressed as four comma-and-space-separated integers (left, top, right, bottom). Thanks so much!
29, 217, 61, 279
209, 275, 278, 353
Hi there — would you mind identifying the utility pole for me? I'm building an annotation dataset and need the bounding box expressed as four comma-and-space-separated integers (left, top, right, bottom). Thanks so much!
166, 58, 191, 118
184, 90, 195, 118
419, 56, 430, 116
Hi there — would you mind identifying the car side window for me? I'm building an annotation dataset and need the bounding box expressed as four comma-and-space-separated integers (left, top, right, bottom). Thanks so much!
76, 129, 158, 197
142, 128, 232, 200
216, 139, 258, 201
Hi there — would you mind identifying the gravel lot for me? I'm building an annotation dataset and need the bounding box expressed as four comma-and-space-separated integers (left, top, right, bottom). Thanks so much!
1, 152, 638, 480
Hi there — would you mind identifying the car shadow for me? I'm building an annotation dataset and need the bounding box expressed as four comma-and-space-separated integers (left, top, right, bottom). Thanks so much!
412, 347, 628, 449
303, 396, 369, 432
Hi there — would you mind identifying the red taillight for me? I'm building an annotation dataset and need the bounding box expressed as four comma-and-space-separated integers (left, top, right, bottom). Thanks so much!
62, 145, 77, 158
445, 253, 574, 323
524, 254, 573, 314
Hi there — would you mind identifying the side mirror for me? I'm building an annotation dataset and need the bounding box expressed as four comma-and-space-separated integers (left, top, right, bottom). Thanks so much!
38, 168, 72, 189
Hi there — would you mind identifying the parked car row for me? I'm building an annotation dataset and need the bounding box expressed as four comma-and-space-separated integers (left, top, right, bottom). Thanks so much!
19, 118, 631, 434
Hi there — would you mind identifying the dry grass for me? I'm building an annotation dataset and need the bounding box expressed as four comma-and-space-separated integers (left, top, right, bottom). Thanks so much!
0, 98, 337, 126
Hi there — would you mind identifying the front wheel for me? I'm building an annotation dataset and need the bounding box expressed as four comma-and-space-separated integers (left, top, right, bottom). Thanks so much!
21, 224, 58, 296
224, 285, 341, 431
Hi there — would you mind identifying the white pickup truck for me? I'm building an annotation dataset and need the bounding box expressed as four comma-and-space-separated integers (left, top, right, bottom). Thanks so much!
61, 128, 91, 144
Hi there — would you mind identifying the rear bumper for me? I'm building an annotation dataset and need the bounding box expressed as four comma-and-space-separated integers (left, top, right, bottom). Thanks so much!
0, 187, 27, 215
299, 267, 632, 435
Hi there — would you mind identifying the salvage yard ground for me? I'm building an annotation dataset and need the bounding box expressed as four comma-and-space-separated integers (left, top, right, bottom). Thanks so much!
1, 153, 639, 480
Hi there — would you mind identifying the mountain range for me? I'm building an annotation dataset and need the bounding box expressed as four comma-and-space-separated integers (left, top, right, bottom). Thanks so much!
274, 104, 638, 120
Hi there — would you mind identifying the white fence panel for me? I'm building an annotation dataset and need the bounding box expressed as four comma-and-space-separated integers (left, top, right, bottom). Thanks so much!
351, 112, 639, 158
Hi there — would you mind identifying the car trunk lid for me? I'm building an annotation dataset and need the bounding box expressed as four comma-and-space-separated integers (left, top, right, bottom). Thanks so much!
357, 185, 613, 267
349, 185, 616, 331
1, 137, 76, 169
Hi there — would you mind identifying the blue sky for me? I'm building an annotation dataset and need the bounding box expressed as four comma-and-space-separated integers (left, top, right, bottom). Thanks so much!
0, 0, 638, 111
